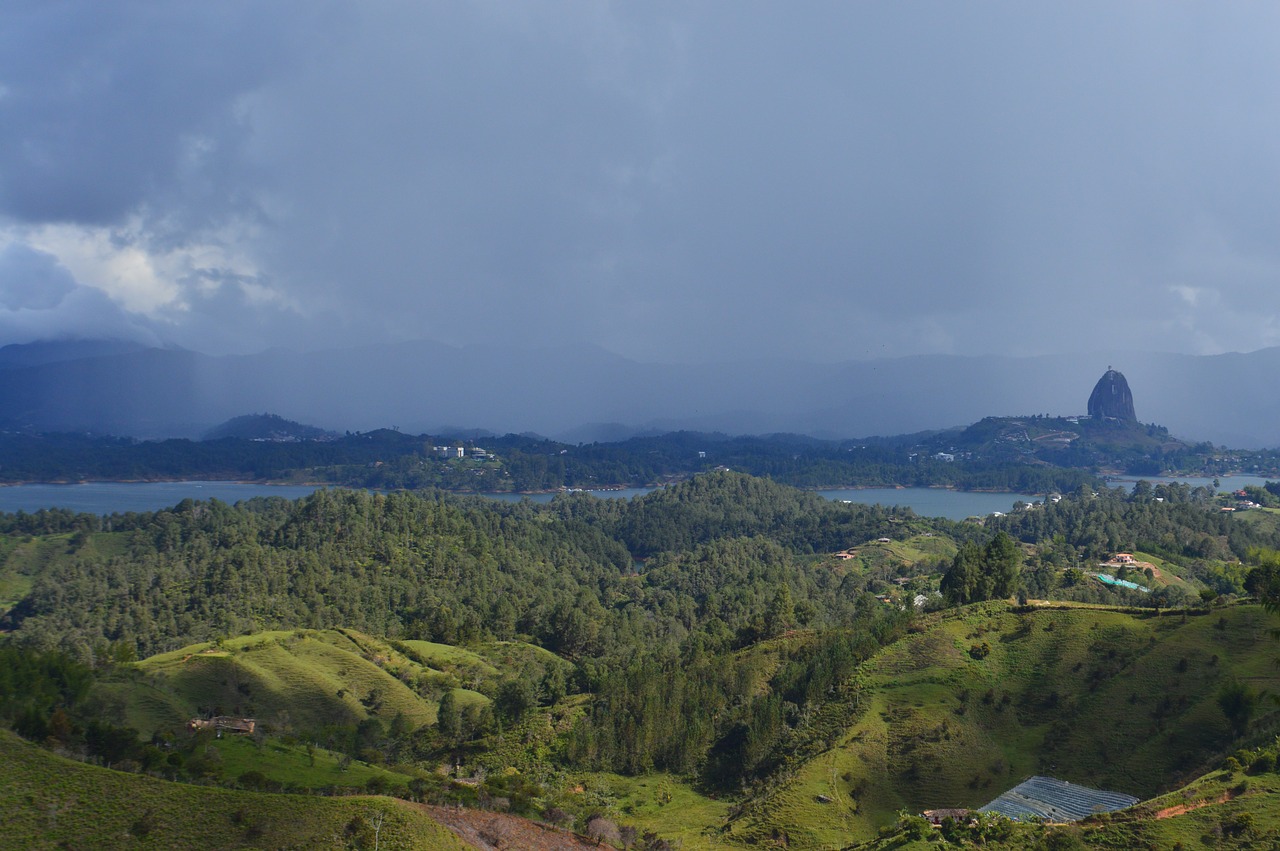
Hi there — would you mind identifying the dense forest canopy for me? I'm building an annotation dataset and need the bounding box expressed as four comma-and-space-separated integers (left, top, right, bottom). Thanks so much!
11, 421, 1273, 493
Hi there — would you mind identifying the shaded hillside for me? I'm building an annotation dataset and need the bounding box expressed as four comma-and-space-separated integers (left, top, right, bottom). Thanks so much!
726, 603, 1280, 848
202, 412, 335, 441
0, 729, 470, 850
0, 475, 947, 658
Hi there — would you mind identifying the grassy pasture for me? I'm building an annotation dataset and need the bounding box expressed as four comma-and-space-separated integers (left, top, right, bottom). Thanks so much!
398, 639, 501, 693
0, 730, 470, 850
1126, 549, 1194, 588
588, 772, 731, 850
209, 735, 412, 792
727, 603, 1280, 849
126, 630, 441, 736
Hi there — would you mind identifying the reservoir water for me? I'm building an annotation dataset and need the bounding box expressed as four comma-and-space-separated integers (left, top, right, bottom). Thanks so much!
0, 481, 328, 515
0, 474, 1270, 521
0, 481, 1034, 520
1107, 474, 1274, 491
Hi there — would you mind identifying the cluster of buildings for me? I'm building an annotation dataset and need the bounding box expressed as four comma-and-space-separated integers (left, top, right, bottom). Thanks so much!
1223, 489, 1262, 511
432, 445, 492, 460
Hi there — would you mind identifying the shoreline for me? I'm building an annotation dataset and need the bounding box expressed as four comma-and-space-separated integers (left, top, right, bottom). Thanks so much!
0, 477, 331, 488
1, 471, 1268, 497
0, 478, 1048, 498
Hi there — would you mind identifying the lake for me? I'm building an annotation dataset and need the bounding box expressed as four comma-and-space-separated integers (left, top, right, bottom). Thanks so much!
0, 481, 329, 515
1108, 474, 1274, 492
0, 481, 1044, 520
0, 474, 1271, 520
815, 487, 1041, 521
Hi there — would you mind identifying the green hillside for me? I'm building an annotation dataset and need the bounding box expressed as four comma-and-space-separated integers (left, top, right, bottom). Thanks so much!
860, 753, 1280, 850
103, 629, 553, 739
0, 729, 469, 850
726, 603, 1280, 849
6, 475, 1280, 850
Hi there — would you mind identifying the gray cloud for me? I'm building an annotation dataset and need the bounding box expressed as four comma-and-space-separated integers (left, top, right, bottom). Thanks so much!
2, 2, 1280, 361
0, 243, 75, 309
0, 244, 159, 344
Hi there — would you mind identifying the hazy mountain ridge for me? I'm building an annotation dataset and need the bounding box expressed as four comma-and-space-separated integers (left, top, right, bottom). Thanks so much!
1, 340, 1278, 447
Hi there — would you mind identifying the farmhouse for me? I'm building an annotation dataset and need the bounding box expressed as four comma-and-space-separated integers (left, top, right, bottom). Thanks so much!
922, 808, 972, 826
188, 716, 256, 735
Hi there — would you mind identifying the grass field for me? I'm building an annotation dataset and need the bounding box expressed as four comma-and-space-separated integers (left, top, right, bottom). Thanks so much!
124, 631, 429, 736
588, 772, 732, 850
726, 602, 1280, 849
208, 735, 414, 792
856, 758, 1280, 849
0, 729, 471, 850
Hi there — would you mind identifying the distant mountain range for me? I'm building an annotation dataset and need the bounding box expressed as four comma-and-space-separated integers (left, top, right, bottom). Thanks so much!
0, 339, 1277, 447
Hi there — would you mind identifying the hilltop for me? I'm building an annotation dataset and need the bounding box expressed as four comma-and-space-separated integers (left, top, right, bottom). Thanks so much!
925, 414, 1194, 475
201, 413, 336, 442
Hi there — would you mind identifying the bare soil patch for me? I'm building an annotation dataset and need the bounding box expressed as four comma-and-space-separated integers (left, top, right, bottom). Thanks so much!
1154, 790, 1238, 820
416, 804, 602, 850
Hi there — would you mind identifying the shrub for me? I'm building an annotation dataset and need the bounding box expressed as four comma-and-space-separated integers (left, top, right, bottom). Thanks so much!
586, 815, 621, 845
238, 770, 271, 790
130, 809, 156, 838
1248, 752, 1275, 775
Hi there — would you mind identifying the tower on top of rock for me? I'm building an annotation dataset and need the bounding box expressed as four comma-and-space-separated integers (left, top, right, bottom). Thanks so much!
1087, 366, 1136, 421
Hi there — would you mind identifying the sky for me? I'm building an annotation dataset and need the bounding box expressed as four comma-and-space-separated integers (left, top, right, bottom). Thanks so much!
2, 1, 1280, 363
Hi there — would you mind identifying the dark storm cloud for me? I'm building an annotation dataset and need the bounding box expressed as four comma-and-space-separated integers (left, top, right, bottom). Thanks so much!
3, 2, 1280, 359
0, 1, 304, 227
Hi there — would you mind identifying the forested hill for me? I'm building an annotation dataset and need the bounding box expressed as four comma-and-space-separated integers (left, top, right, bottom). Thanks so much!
1, 472, 946, 659
1, 472, 951, 792
200, 413, 335, 441
0, 426, 1116, 494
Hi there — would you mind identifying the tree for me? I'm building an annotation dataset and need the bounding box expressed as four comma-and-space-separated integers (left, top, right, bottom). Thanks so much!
1218, 680, 1258, 737
495, 678, 536, 724
985, 532, 1022, 599
941, 541, 984, 606
585, 815, 621, 845
763, 585, 796, 638
1244, 549, 1280, 614
942, 533, 1021, 606
437, 691, 461, 746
